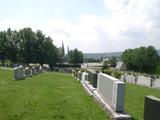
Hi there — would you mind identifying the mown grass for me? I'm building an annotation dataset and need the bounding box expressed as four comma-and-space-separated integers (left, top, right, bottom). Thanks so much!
0, 69, 109, 120
125, 83, 160, 120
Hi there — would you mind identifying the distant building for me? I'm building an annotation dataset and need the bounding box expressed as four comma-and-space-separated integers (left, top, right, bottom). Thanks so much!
115, 62, 127, 71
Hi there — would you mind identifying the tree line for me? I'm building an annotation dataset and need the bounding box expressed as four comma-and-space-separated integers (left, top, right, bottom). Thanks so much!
121, 46, 160, 74
0, 28, 83, 67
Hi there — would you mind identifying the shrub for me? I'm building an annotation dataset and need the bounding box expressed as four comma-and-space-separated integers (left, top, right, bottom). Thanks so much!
102, 68, 122, 79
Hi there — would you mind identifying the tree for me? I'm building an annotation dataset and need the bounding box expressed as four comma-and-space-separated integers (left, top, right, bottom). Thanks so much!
34, 30, 46, 65
68, 49, 83, 64
62, 42, 65, 56
44, 37, 59, 67
121, 46, 160, 73
108, 56, 117, 67
19, 28, 37, 64
6, 28, 20, 63
0, 31, 7, 66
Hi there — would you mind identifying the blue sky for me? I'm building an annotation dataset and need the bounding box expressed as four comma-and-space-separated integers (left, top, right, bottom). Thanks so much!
0, 0, 160, 53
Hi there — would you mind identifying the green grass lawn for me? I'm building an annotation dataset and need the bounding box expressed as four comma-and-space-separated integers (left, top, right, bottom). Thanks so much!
0, 69, 109, 120
125, 83, 160, 120
1, 69, 160, 120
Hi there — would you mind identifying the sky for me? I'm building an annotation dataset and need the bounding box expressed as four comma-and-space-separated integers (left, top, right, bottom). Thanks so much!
0, 0, 160, 53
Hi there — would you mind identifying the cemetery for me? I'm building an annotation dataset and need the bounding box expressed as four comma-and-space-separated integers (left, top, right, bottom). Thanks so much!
1, 55, 160, 120
1, 28, 160, 120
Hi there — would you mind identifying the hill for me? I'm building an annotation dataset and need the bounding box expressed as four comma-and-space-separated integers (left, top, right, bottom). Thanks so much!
84, 49, 160, 59
84, 52, 122, 59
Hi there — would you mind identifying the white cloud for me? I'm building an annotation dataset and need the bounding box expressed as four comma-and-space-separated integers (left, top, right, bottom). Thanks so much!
0, 0, 160, 53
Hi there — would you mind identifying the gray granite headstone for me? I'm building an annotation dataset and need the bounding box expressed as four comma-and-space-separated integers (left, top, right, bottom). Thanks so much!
13, 66, 24, 80
137, 76, 152, 87
125, 75, 136, 84
88, 69, 98, 88
25, 67, 32, 77
154, 78, 160, 88
82, 72, 88, 81
32, 67, 37, 75
144, 96, 160, 120
97, 73, 125, 112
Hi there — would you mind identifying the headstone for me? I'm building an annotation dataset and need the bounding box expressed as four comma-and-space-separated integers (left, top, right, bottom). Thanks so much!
153, 78, 160, 88
125, 75, 136, 84
144, 96, 160, 120
97, 73, 125, 112
82, 72, 88, 81
137, 76, 153, 87
88, 69, 98, 88
32, 67, 37, 75
78, 71, 82, 80
43, 64, 49, 71
120, 75, 125, 82
13, 66, 25, 80
39, 65, 43, 73
25, 67, 32, 77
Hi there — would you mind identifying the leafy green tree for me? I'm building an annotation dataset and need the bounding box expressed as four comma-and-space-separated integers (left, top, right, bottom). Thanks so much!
0, 31, 7, 66
6, 28, 20, 63
34, 30, 46, 65
68, 49, 83, 65
108, 56, 117, 67
122, 46, 159, 73
44, 37, 59, 67
19, 28, 37, 64
62, 42, 65, 56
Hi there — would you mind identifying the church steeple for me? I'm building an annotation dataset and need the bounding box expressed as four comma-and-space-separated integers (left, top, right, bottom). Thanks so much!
62, 41, 65, 55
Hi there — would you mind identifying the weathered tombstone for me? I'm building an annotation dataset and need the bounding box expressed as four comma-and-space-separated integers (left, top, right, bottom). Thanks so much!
120, 75, 127, 82
144, 96, 160, 120
82, 72, 88, 81
25, 67, 32, 77
88, 69, 98, 88
97, 73, 125, 112
32, 67, 37, 75
39, 65, 43, 73
125, 75, 136, 84
43, 64, 50, 71
13, 66, 25, 80
153, 78, 160, 88
78, 71, 82, 80
137, 76, 153, 87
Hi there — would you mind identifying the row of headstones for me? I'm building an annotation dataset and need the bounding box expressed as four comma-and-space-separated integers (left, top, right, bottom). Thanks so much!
73, 69, 131, 120
120, 74, 160, 88
52, 68, 73, 73
74, 70, 160, 120
13, 65, 43, 80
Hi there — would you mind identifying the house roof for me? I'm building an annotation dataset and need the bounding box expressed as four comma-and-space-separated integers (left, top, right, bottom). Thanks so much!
115, 62, 124, 70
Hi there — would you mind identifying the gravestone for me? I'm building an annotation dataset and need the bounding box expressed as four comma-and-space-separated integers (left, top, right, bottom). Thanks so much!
125, 75, 136, 84
13, 66, 24, 80
39, 65, 43, 73
82, 72, 88, 81
78, 71, 82, 80
97, 73, 125, 112
32, 67, 37, 75
144, 96, 160, 120
35, 65, 40, 73
154, 78, 160, 88
120, 75, 125, 82
88, 69, 98, 88
43, 64, 49, 71
137, 76, 152, 87
25, 67, 32, 77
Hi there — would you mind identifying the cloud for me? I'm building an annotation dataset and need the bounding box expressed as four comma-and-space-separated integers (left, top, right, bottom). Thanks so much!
0, 0, 160, 53
49, 0, 160, 53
